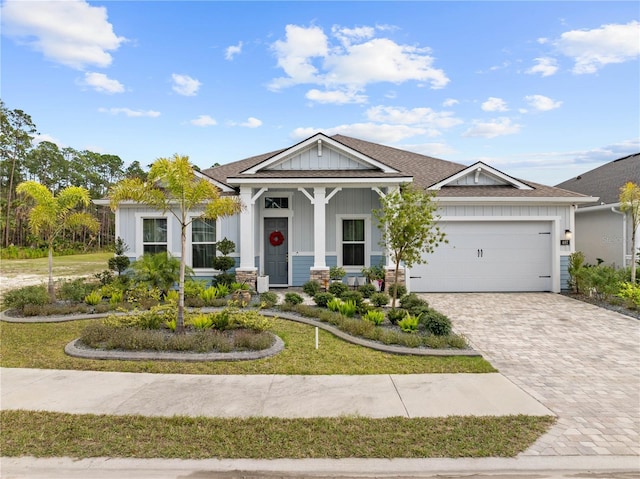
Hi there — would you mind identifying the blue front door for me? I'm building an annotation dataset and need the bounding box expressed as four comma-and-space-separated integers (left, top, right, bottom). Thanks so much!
264, 218, 288, 286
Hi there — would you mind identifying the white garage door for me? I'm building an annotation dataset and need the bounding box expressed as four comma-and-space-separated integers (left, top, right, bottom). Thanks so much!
409, 221, 552, 292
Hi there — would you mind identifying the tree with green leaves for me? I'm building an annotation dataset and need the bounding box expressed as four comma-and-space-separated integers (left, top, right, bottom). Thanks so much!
1, 101, 37, 247
16, 181, 100, 300
620, 181, 640, 282
109, 154, 243, 333
373, 183, 447, 307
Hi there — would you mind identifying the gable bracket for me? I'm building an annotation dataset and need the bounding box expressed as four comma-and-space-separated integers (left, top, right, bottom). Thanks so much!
251, 187, 268, 205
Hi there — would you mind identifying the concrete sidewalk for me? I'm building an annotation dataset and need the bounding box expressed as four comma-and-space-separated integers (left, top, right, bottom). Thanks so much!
0, 367, 553, 418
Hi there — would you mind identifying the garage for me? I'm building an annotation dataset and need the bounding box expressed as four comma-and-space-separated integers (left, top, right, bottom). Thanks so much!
409, 221, 553, 292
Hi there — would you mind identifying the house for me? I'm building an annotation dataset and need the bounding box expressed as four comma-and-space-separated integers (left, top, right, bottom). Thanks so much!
111, 133, 596, 293
555, 153, 640, 268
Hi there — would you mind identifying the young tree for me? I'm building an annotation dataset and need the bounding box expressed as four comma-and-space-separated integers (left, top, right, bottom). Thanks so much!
16, 181, 100, 300
620, 181, 640, 282
373, 183, 447, 307
109, 154, 243, 333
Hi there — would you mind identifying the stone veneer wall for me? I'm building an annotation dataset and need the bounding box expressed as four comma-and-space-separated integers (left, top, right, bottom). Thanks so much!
384, 267, 405, 290
235, 269, 257, 290
310, 268, 330, 290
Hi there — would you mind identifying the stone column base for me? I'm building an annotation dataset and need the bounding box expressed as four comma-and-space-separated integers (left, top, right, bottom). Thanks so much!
384, 267, 405, 291
310, 267, 330, 291
235, 268, 258, 291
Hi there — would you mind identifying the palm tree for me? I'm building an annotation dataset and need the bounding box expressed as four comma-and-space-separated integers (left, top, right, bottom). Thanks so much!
16, 181, 100, 301
109, 154, 243, 333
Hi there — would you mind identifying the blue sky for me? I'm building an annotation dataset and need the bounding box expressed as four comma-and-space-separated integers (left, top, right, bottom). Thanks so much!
1, 0, 638, 186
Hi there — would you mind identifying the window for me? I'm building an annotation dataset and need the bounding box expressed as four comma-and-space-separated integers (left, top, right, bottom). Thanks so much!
142, 218, 167, 254
192, 218, 216, 269
265, 197, 289, 209
342, 219, 365, 266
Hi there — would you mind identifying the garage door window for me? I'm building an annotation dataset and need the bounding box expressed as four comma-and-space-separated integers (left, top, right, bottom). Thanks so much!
342, 219, 365, 266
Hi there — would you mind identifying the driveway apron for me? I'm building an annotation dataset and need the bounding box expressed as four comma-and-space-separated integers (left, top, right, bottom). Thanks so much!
422, 292, 640, 457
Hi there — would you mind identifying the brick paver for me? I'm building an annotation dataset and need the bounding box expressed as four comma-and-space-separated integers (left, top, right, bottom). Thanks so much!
422, 293, 640, 457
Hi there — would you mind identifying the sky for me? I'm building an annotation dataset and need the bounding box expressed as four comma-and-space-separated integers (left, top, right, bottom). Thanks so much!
1, 0, 639, 187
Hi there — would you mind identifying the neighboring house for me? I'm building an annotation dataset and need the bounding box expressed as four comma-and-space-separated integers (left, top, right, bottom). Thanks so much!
110, 133, 595, 293
555, 153, 640, 269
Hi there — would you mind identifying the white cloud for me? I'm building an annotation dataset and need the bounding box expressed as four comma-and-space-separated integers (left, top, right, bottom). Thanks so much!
526, 57, 559, 77
555, 21, 640, 74
33, 133, 64, 147
442, 98, 459, 107
292, 123, 428, 143
227, 117, 263, 128
99, 107, 160, 118
191, 115, 217, 127
171, 74, 201, 96
225, 42, 243, 60
366, 105, 463, 133
270, 24, 329, 90
240, 117, 262, 128
306, 89, 367, 104
1, 0, 125, 69
331, 25, 375, 46
481, 97, 509, 112
269, 24, 449, 95
462, 117, 521, 139
525, 94, 562, 111
82, 72, 124, 93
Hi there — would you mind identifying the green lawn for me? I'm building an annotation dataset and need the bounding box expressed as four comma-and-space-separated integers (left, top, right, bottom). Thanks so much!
0, 318, 495, 374
0, 252, 112, 279
0, 410, 555, 458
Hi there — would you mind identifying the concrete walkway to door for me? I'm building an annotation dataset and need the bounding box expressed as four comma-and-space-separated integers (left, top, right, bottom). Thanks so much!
422, 292, 640, 457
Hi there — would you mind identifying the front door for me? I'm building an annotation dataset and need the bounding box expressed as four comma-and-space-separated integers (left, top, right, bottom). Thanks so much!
264, 218, 288, 286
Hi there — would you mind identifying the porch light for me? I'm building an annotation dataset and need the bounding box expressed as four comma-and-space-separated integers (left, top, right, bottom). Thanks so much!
564, 229, 572, 239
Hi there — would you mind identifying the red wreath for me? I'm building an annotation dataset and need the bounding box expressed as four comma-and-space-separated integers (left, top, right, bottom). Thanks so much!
269, 230, 285, 246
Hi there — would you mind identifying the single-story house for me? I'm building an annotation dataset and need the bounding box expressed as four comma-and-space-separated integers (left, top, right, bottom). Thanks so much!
555, 152, 639, 268
110, 133, 596, 293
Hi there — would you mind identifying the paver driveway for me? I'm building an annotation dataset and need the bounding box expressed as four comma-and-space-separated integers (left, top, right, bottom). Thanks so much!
422, 293, 640, 457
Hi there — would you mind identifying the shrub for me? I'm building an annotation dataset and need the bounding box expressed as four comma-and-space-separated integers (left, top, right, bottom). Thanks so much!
568, 251, 586, 293
397, 313, 419, 333
400, 293, 428, 310
581, 265, 629, 301
327, 297, 342, 312
212, 256, 236, 273
313, 292, 334, 308
387, 284, 407, 299
124, 285, 162, 306
329, 266, 346, 280
213, 272, 235, 287
302, 280, 322, 296
328, 282, 348, 296
232, 330, 273, 350
369, 292, 390, 307
131, 252, 187, 295
165, 289, 179, 303
188, 313, 213, 330
260, 291, 278, 307
201, 286, 220, 305
184, 279, 207, 299
340, 290, 363, 308
58, 278, 96, 302
3, 284, 50, 311
103, 304, 176, 330
337, 299, 357, 317
227, 308, 274, 331
216, 283, 230, 297
95, 270, 114, 286
84, 290, 103, 306
617, 281, 640, 309
284, 292, 303, 305
358, 283, 376, 298
363, 309, 385, 325
109, 290, 124, 305
421, 309, 452, 336
210, 310, 231, 330
387, 308, 406, 325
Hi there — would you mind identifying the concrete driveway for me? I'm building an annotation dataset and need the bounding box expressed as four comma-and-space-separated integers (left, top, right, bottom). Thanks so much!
422, 293, 640, 457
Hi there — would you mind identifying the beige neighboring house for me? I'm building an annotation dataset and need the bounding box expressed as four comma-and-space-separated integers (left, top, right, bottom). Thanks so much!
556, 153, 640, 268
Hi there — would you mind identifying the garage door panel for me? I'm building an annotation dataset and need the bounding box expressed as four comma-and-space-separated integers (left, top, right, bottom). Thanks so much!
410, 221, 552, 292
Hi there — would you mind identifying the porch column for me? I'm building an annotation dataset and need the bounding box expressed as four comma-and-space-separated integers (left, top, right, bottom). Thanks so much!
238, 186, 256, 271
313, 187, 326, 268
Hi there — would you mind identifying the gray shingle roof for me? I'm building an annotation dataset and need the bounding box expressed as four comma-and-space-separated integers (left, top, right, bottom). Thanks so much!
202, 133, 590, 199
555, 153, 640, 205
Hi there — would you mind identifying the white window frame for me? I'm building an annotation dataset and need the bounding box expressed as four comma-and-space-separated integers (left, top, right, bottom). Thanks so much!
135, 213, 172, 258
337, 214, 370, 272
187, 215, 220, 272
